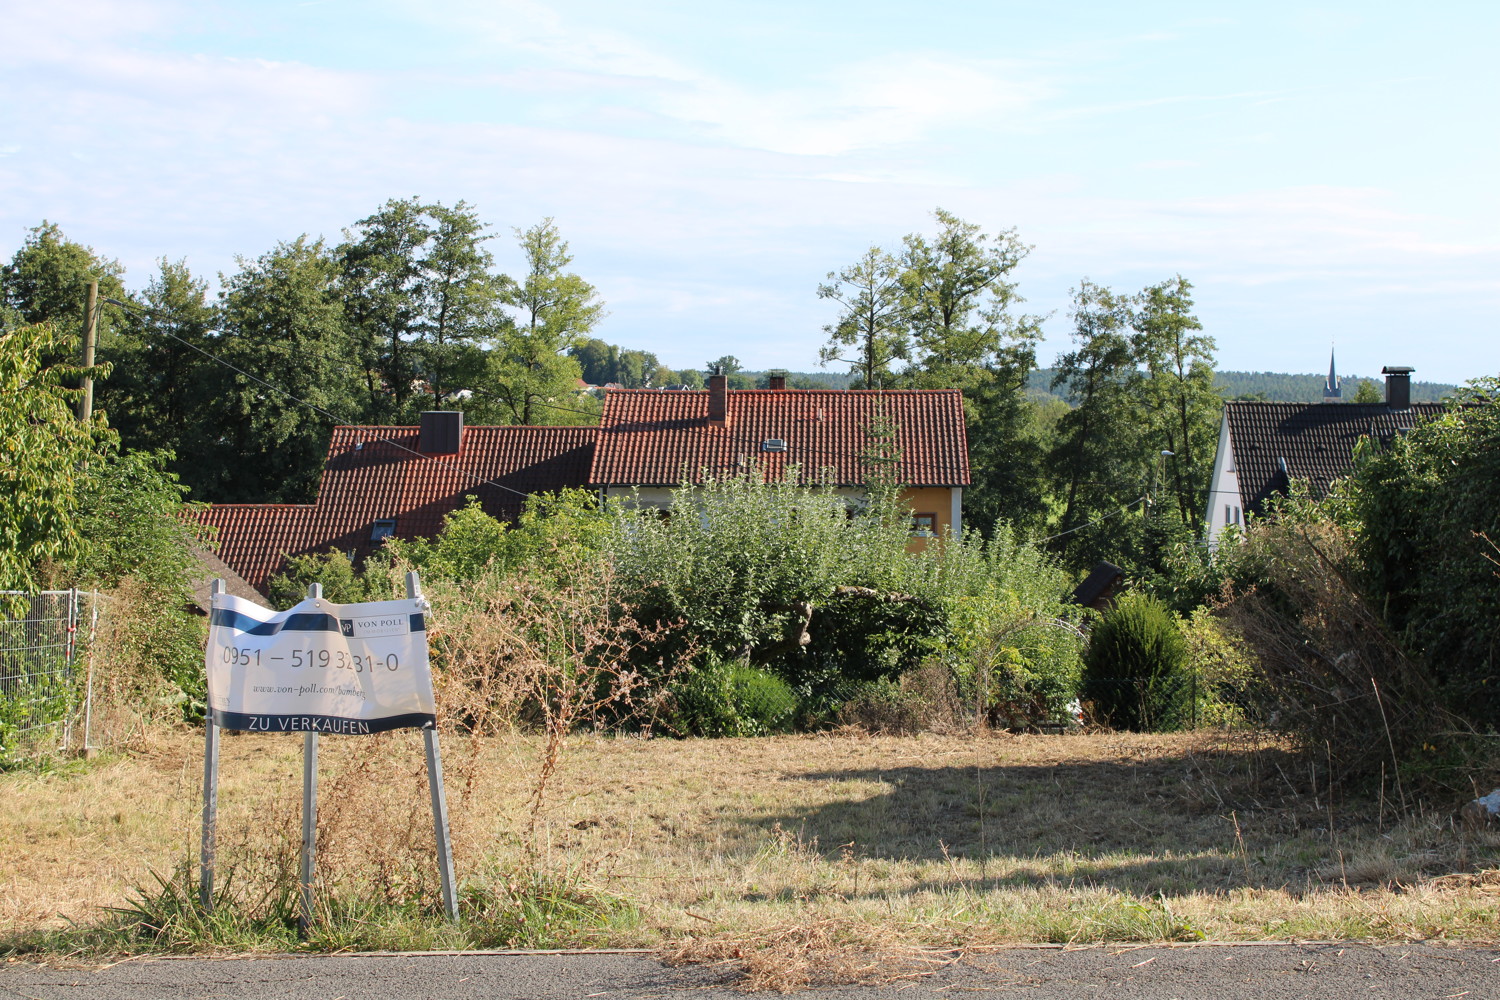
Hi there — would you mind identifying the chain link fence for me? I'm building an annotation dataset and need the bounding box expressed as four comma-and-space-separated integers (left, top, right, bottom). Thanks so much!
1079, 674, 1202, 731
0, 590, 103, 759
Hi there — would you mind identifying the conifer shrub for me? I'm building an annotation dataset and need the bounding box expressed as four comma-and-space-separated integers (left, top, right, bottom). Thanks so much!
1081, 592, 1194, 731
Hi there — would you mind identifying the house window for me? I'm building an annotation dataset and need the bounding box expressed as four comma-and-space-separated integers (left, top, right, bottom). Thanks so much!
911, 512, 937, 537
1233, 506, 1242, 525
1225, 504, 1232, 526
370, 518, 397, 543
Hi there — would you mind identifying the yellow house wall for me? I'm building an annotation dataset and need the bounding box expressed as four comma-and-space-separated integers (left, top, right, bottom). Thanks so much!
901, 486, 956, 553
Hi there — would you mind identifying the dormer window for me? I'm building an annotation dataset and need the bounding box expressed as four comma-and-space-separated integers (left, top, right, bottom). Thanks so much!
370, 518, 396, 543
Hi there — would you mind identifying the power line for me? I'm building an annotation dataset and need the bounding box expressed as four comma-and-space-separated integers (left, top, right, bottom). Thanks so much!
1033, 496, 1146, 544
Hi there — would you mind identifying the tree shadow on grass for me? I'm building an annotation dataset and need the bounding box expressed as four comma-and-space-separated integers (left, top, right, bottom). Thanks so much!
741, 745, 1359, 896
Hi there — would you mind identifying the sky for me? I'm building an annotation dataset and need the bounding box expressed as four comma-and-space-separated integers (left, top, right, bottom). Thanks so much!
2, 0, 1496, 384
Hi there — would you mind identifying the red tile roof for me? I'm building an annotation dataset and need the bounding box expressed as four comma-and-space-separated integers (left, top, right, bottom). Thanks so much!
193, 425, 596, 593
589, 389, 970, 487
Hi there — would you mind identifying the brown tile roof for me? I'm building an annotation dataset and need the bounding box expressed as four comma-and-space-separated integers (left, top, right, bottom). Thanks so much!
1225, 401, 1447, 514
192, 425, 596, 593
193, 504, 317, 599
590, 389, 971, 487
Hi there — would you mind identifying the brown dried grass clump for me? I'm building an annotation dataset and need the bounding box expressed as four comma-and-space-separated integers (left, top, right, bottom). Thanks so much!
667, 920, 960, 993
7, 729, 1500, 959
1216, 519, 1448, 788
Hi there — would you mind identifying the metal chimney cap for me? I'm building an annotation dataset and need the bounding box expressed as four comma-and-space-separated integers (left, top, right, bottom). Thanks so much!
1381, 365, 1415, 375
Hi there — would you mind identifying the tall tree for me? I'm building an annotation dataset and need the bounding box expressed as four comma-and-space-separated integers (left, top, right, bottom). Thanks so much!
570, 337, 618, 385
817, 246, 906, 388
339, 197, 430, 422
706, 355, 742, 375
887, 209, 1045, 538
897, 208, 1031, 392
491, 219, 603, 424
1131, 276, 1219, 534
1, 222, 129, 363
96, 259, 227, 498
1047, 279, 1142, 563
216, 237, 363, 502
418, 201, 506, 408
339, 198, 504, 421
0, 322, 112, 590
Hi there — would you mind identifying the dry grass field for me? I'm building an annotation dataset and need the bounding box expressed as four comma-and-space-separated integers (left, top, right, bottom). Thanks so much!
3, 727, 1499, 966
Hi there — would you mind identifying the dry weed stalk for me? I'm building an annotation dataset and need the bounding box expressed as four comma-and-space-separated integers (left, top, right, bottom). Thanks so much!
1216, 520, 1446, 789
79, 579, 203, 749
416, 556, 683, 853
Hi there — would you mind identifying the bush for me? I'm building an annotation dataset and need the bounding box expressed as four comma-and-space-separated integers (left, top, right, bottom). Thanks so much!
269, 548, 397, 607
1347, 380, 1500, 724
666, 659, 798, 737
1216, 514, 1445, 783
943, 526, 1087, 728
1081, 592, 1194, 731
608, 471, 940, 690
833, 662, 961, 734
1177, 606, 1256, 727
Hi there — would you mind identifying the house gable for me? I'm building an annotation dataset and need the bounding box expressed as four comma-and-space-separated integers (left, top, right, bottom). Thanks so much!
1206, 400, 1447, 543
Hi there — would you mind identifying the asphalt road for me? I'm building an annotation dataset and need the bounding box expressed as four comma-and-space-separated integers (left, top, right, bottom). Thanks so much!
2, 944, 1497, 999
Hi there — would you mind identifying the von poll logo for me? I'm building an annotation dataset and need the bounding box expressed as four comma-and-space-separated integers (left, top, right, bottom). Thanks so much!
343, 615, 416, 638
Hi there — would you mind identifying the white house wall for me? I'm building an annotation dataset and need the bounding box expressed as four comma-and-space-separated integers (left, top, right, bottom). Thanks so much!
1204, 413, 1244, 546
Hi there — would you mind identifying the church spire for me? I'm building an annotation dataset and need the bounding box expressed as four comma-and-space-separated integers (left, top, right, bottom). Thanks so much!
1323, 346, 1341, 400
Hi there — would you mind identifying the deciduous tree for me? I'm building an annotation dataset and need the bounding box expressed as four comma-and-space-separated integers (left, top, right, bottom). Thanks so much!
97, 259, 228, 498
817, 246, 906, 388
491, 219, 602, 424
1, 221, 129, 364
217, 237, 363, 502
1047, 279, 1142, 564
1132, 276, 1219, 534
0, 323, 112, 591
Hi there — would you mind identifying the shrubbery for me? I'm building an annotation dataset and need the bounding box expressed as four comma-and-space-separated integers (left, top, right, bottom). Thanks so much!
1081, 592, 1195, 731
666, 660, 797, 737
266, 472, 1091, 736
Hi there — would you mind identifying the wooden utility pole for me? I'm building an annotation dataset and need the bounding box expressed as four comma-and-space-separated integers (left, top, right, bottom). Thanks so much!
77, 280, 98, 423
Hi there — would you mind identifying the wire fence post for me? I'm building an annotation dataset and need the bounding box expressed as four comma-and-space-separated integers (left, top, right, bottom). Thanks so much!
62, 588, 78, 752
82, 592, 99, 755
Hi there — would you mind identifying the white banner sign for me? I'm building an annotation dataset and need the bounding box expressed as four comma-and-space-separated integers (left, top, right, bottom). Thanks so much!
207, 592, 436, 735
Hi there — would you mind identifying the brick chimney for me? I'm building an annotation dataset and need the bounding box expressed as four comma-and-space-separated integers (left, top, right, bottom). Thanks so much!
767, 370, 787, 391
419, 410, 463, 454
708, 371, 728, 427
1382, 366, 1414, 410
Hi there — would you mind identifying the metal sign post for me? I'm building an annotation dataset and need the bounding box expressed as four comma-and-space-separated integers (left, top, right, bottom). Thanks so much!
299, 582, 323, 934
201, 580, 222, 912
201, 574, 456, 932
410, 571, 458, 921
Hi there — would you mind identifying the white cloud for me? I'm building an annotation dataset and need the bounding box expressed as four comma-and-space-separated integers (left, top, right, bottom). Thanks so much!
2, 0, 1495, 383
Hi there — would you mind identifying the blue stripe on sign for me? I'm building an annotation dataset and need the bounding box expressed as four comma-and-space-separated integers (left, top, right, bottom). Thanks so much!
211, 608, 343, 636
